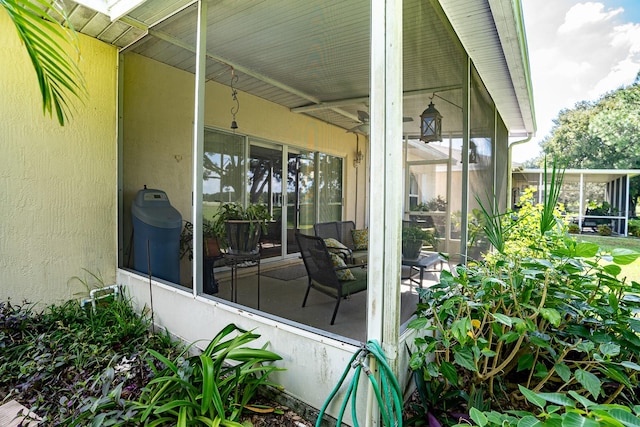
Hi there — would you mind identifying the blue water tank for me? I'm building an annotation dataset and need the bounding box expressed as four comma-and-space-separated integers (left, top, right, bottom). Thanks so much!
131, 188, 182, 283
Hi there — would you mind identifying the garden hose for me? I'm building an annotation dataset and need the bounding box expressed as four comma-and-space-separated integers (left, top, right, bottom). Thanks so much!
315, 340, 403, 427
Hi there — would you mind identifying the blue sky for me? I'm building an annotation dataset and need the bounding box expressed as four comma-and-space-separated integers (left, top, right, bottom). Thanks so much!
513, 0, 640, 163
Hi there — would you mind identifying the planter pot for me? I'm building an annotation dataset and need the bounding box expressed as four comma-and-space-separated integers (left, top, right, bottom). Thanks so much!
226, 220, 262, 255
203, 238, 222, 257
402, 239, 423, 260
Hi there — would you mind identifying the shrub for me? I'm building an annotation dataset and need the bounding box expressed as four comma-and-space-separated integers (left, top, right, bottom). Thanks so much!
567, 223, 580, 234
409, 161, 640, 425
597, 224, 612, 236
628, 219, 640, 237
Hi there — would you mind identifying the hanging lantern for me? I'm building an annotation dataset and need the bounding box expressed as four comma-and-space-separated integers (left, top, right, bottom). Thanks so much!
420, 101, 442, 143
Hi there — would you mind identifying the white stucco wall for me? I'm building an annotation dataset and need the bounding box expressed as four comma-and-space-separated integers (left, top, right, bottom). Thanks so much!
118, 270, 416, 425
0, 13, 118, 304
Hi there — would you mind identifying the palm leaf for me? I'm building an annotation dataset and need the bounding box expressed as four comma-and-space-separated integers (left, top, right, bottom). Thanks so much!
2, 0, 86, 125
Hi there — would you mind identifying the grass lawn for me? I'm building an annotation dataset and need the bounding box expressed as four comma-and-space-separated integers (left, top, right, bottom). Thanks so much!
572, 234, 640, 283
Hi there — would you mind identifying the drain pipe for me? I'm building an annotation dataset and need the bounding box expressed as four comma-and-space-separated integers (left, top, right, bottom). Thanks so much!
507, 133, 533, 209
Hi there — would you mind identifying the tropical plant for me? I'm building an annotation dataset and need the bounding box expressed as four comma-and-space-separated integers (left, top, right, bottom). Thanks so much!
403, 225, 438, 250
211, 202, 271, 249
409, 161, 640, 424
2, 0, 86, 125
71, 323, 284, 426
459, 385, 640, 427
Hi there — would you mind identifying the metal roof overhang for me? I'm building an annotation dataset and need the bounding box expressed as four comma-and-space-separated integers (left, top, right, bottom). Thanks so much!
515, 169, 640, 185
66, 0, 535, 137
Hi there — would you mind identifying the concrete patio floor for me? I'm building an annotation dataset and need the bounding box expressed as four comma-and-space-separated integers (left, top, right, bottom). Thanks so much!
208, 259, 442, 343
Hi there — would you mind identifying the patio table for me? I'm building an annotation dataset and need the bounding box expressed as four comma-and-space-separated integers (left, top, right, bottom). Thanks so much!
402, 251, 441, 289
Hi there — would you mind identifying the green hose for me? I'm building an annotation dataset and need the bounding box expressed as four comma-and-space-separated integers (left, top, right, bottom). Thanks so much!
315, 340, 403, 427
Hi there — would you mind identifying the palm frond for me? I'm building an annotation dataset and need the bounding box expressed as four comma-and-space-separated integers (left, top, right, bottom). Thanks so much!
2, 0, 86, 125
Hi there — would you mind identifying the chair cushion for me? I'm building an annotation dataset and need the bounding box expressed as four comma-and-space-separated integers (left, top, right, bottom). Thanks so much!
351, 228, 368, 250
324, 238, 351, 261
328, 252, 356, 281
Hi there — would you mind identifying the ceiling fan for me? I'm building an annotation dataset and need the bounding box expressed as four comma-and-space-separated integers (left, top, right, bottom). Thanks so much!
347, 110, 413, 135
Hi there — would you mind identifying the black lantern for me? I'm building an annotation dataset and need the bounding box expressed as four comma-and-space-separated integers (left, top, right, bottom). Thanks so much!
420, 101, 442, 143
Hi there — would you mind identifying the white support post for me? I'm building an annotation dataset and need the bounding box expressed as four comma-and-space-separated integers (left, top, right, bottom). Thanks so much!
192, 0, 207, 296
366, 0, 403, 424
625, 175, 630, 236
579, 173, 584, 230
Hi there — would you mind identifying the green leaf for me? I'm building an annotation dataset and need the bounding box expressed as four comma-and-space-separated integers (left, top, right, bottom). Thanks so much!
574, 242, 599, 258
599, 343, 621, 358
517, 354, 534, 372
518, 385, 546, 410
555, 363, 571, 383
454, 347, 478, 372
610, 408, 640, 427
440, 361, 459, 385
200, 354, 215, 414
517, 416, 543, 427
603, 264, 623, 276
539, 308, 561, 327
492, 313, 513, 327
536, 392, 575, 407
612, 248, 640, 265
568, 391, 596, 409
575, 369, 602, 399
621, 361, 640, 371
469, 407, 488, 427
561, 412, 600, 427
608, 293, 620, 311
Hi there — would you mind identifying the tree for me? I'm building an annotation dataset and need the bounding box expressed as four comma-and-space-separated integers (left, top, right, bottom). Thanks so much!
537, 74, 640, 214
2, 0, 85, 125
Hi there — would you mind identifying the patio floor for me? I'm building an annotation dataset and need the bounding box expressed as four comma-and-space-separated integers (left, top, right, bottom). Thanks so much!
209, 258, 442, 343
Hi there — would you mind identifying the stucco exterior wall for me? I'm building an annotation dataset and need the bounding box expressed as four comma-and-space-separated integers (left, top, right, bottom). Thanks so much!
121, 52, 367, 270
0, 13, 118, 304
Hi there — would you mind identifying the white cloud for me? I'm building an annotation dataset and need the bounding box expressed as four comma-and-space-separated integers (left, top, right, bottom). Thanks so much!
513, 1, 640, 163
559, 2, 623, 33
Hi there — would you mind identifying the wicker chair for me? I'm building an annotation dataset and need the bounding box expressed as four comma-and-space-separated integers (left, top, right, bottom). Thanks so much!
295, 232, 367, 325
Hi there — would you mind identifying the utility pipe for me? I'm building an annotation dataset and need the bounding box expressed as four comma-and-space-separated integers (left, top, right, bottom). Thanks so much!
507, 133, 533, 209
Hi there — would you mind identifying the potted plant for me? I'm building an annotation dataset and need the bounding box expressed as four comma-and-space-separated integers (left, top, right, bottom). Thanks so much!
402, 225, 436, 260
203, 218, 224, 257
211, 203, 271, 255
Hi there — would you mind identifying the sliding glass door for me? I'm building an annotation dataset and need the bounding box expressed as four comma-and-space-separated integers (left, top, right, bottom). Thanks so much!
203, 128, 343, 258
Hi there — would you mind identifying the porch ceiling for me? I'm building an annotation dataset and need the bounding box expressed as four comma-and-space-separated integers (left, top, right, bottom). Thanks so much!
62, 0, 535, 137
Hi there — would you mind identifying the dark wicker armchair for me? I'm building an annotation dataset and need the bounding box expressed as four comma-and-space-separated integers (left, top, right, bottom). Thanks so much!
295, 232, 367, 325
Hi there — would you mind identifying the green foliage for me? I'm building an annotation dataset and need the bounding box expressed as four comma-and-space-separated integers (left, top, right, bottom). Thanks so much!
409, 163, 640, 424
568, 223, 580, 234
456, 386, 640, 427
415, 196, 447, 212
630, 219, 640, 237
71, 324, 284, 426
211, 202, 272, 248
538, 79, 640, 213
0, 295, 180, 424
2, 0, 86, 125
597, 224, 612, 236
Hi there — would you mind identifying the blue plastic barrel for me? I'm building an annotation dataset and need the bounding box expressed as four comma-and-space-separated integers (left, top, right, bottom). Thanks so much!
131, 188, 182, 283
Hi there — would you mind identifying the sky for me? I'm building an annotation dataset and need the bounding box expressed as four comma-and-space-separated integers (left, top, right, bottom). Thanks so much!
512, 0, 640, 163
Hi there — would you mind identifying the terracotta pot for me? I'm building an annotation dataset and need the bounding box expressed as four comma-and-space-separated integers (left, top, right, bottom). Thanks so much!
203, 238, 221, 257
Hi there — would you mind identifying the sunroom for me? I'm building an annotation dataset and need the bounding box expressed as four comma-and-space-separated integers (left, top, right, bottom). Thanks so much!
59, 0, 535, 423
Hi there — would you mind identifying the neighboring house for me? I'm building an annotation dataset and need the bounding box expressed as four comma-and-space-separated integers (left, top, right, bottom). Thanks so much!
1, 1, 535, 424
513, 168, 640, 236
